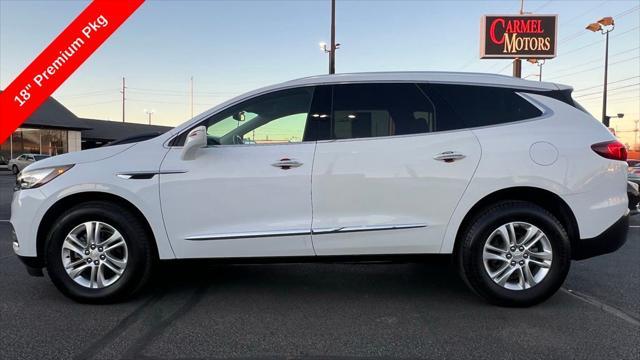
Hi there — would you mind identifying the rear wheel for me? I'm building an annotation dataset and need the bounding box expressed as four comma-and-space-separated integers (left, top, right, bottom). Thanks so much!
457, 201, 571, 307
45, 201, 154, 303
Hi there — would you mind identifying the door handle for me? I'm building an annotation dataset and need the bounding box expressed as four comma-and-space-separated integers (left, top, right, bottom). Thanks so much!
271, 158, 303, 170
433, 151, 466, 163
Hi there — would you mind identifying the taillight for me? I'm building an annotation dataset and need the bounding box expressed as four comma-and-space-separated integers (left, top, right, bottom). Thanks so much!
591, 140, 628, 161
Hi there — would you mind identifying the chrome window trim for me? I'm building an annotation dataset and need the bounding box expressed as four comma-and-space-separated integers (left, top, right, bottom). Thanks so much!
165, 81, 556, 148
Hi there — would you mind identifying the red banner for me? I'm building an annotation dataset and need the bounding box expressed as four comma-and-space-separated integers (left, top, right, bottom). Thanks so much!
0, 0, 145, 143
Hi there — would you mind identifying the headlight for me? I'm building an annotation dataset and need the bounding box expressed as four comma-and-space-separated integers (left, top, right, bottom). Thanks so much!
15, 165, 74, 190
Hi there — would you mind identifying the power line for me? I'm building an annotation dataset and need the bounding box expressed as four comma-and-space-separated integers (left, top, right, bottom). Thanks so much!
549, 56, 639, 80
574, 76, 640, 92
552, 47, 640, 74
560, 26, 640, 56
574, 82, 639, 98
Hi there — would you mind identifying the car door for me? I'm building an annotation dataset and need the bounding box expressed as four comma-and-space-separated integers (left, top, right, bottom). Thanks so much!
159, 86, 323, 259
311, 82, 481, 255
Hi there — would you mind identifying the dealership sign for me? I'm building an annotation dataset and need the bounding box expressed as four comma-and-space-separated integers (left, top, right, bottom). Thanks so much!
480, 15, 558, 59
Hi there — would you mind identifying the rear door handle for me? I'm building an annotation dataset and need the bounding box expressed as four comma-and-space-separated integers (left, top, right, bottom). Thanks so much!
433, 151, 466, 163
271, 158, 303, 170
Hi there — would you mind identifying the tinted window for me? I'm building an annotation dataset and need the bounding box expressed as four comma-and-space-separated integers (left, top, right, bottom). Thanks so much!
173, 87, 315, 146
423, 84, 542, 128
331, 83, 439, 140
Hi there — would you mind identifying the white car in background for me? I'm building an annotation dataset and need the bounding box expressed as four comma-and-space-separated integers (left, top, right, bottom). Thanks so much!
10, 72, 629, 306
8, 154, 49, 174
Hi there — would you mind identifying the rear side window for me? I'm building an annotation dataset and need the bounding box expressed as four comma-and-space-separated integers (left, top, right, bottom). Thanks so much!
331, 83, 446, 140
422, 84, 543, 128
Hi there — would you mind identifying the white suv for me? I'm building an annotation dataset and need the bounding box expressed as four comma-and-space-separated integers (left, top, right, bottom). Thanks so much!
11, 72, 629, 306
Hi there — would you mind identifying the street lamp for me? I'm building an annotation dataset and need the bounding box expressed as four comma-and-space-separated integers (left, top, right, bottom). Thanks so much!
319, 41, 340, 73
527, 58, 545, 82
586, 16, 615, 127
144, 109, 155, 125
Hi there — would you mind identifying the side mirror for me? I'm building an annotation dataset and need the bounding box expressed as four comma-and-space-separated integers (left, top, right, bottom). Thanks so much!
232, 111, 245, 121
181, 126, 207, 160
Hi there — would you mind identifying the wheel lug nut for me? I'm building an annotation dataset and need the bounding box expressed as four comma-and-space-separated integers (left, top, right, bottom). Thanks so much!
511, 261, 516, 266
86, 258, 92, 264
519, 260, 525, 265
98, 247, 103, 252
94, 260, 100, 265
519, 246, 524, 251
84, 250, 90, 255
90, 244, 96, 250
510, 246, 516, 251
523, 253, 528, 258
506, 254, 512, 259
100, 255, 106, 260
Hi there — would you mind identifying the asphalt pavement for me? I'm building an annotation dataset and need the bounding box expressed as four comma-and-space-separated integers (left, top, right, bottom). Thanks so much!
0, 171, 638, 360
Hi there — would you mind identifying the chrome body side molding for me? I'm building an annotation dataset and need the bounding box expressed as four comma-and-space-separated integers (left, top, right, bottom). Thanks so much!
185, 229, 311, 241
312, 223, 427, 234
185, 223, 428, 241
116, 170, 187, 179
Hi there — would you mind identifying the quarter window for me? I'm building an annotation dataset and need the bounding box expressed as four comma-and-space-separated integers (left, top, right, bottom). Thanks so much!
422, 84, 543, 128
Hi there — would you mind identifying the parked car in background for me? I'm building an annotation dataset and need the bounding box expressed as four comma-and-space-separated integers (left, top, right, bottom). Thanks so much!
628, 161, 640, 186
628, 181, 639, 214
8, 154, 50, 174
10, 72, 629, 306
627, 159, 640, 168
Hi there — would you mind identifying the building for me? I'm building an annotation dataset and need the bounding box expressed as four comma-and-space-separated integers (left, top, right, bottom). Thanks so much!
79, 118, 172, 149
0, 95, 172, 165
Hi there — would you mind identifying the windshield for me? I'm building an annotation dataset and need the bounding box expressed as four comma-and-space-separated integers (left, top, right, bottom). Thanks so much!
33, 155, 49, 161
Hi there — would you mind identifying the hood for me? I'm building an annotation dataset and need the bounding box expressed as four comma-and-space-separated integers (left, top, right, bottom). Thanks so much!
24, 143, 135, 172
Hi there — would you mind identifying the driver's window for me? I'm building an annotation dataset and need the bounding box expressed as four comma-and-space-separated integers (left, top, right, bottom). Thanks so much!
202, 87, 314, 146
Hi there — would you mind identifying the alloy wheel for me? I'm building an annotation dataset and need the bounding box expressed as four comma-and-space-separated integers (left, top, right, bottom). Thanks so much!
60, 221, 128, 289
482, 222, 553, 291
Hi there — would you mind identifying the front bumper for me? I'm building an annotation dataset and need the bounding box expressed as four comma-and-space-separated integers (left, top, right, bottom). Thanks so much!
572, 213, 629, 260
7, 222, 44, 276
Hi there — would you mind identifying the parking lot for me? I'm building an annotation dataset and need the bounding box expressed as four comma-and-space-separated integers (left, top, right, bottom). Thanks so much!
0, 171, 638, 360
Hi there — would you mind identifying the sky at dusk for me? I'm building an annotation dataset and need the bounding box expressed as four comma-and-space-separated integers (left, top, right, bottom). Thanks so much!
1, 0, 639, 145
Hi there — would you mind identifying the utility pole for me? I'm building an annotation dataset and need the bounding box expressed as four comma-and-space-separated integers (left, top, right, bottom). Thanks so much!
145, 109, 154, 125
121, 77, 126, 123
190, 76, 194, 119
329, 0, 336, 74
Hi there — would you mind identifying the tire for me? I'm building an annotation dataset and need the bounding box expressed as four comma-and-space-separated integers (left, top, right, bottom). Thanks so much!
12, 165, 19, 175
457, 200, 571, 307
45, 201, 155, 303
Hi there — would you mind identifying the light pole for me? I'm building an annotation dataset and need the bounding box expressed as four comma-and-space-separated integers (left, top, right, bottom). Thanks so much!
527, 58, 545, 81
586, 16, 615, 127
144, 109, 155, 125
319, 0, 339, 74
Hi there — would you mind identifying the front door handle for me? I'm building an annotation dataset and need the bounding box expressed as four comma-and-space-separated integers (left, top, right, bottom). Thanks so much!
271, 158, 303, 170
433, 151, 466, 163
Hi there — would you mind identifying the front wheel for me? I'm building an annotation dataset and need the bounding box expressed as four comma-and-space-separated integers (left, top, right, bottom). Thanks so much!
457, 201, 571, 307
12, 165, 19, 175
45, 201, 155, 303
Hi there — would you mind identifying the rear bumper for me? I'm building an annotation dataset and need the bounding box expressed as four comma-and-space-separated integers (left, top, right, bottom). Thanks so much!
572, 213, 629, 260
